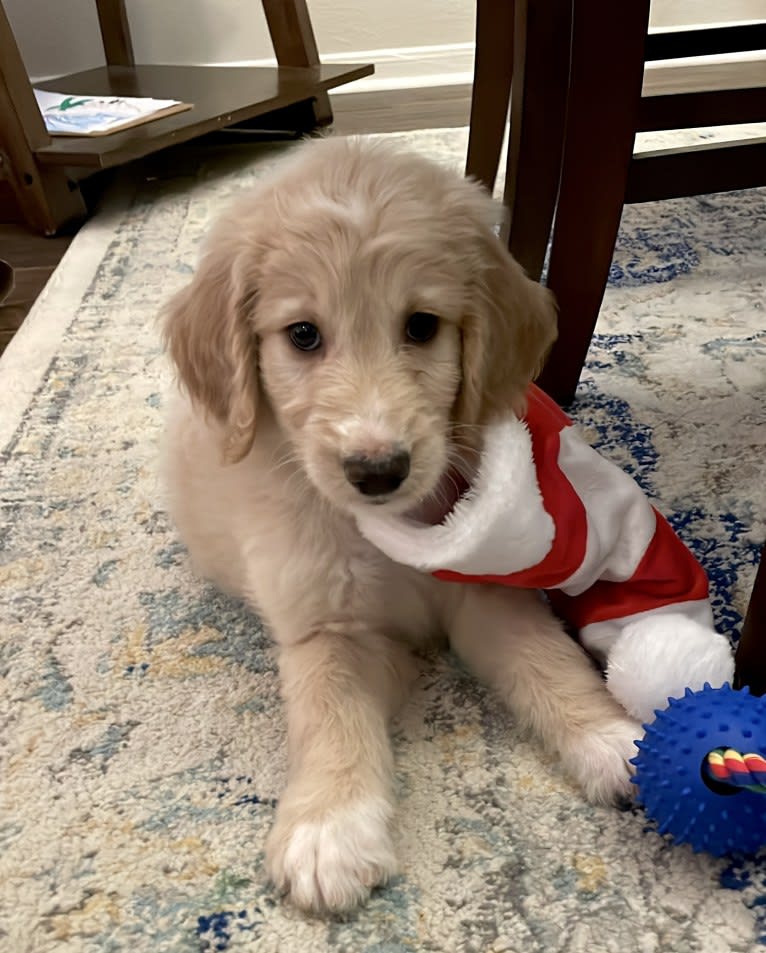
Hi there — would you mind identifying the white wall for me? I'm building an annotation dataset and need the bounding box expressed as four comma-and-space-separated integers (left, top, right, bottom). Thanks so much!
5, 0, 474, 90
649, 0, 764, 28
5, 0, 764, 91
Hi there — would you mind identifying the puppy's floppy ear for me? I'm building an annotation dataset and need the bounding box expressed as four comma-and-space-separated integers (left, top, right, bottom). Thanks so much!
163, 234, 259, 463
457, 229, 558, 425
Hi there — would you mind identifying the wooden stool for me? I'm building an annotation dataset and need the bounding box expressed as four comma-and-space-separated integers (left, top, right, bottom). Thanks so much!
0, 0, 372, 234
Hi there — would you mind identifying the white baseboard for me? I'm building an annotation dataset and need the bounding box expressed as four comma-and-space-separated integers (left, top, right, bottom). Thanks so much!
221, 42, 476, 94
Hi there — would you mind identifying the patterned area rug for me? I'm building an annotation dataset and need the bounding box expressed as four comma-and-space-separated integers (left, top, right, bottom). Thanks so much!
1, 127, 765, 953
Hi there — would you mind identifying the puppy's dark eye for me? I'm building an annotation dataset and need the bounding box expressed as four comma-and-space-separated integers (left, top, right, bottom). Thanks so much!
405, 312, 439, 344
288, 322, 322, 352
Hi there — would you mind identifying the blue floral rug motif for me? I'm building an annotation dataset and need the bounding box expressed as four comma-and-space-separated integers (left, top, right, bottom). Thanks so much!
0, 128, 764, 952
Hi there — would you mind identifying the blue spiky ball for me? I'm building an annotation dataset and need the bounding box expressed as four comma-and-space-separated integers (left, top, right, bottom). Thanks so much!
632, 683, 766, 856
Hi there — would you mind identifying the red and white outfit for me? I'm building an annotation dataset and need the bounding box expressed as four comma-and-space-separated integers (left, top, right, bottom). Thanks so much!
355, 384, 734, 722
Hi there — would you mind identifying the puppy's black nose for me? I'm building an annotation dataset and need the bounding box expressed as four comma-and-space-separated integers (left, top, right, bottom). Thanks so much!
343, 451, 410, 496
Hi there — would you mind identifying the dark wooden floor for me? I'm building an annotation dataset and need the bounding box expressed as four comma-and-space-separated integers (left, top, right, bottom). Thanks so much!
0, 227, 74, 352
0, 85, 471, 356
332, 84, 472, 134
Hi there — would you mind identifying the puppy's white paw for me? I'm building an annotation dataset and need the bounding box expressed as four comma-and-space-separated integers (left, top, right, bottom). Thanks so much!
267, 795, 397, 913
562, 718, 641, 806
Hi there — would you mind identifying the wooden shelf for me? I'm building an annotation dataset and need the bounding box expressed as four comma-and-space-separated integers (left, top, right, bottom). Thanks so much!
0, 0, 374, 233
34, 62, 373, 169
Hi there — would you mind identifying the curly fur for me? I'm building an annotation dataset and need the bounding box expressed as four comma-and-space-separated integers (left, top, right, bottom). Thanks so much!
162, 137, 640, 914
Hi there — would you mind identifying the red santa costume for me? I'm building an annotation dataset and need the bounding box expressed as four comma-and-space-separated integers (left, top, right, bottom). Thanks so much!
355, 384, 734, 723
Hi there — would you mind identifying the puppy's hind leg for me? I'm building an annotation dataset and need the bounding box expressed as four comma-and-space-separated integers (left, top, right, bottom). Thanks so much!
267, 627, 416, 914
445, 585, 641, 805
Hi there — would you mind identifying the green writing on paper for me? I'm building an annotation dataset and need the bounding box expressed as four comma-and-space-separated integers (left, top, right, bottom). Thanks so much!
57, 97, 91, 111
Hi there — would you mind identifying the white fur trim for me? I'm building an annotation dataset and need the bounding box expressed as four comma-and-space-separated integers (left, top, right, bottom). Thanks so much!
580, 599, 715, 662
354, 417, 555, 574
604, 612, 734, 724
555, 426, 659, 596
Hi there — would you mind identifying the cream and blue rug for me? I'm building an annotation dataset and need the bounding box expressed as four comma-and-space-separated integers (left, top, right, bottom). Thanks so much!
1, 127, 765, 952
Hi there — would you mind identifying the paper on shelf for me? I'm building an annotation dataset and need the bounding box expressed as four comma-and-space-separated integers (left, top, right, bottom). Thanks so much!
34, 89, 192, 137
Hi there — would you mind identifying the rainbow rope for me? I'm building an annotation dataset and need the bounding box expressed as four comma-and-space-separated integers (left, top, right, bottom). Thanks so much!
704, 749, 766, 793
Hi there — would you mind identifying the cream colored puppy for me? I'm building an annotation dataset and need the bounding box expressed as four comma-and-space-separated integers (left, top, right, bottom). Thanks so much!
162, 137, 640, 914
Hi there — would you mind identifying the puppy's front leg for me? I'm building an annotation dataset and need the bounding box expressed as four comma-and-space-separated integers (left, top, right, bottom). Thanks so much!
267, 628, 413, 914
446, 585, 641, 805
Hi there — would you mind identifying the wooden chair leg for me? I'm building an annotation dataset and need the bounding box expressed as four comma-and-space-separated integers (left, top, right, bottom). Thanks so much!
466, 0, 514, 192
503, 0, 572, 281
0, 1, 86, 233
95, 0, 135, 67
536, 0, 650, 405
735, 547, 766, 695
262, 0, 333, 126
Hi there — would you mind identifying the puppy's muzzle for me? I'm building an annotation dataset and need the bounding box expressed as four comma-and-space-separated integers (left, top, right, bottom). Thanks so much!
343, 450, 410, 497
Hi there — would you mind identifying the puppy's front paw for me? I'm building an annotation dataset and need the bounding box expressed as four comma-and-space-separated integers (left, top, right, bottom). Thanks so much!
562, 718, 641, 806
267, 794, 397, 914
